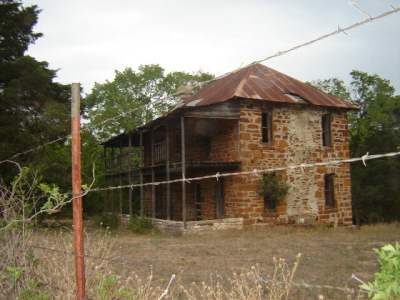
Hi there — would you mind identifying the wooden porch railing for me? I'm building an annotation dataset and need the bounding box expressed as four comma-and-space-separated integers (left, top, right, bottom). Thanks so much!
153, 141, 166, 164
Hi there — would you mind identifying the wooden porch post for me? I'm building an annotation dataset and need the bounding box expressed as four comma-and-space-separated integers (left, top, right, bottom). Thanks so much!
111, 148, 115, 213
128, 134, 133, 215
151, 129, 156, 219
181, 116, 187, 228
104, 147, 112, 213
166, 123, 171, 220
118, 143, 123, 215
139, 131, 144, 217
103, 146, 108, 212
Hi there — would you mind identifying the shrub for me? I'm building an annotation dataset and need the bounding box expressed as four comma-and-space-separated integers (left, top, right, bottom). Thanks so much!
258, 172, 289, 208
0, 163, 68, 299
94, 213, 120, 229
361, 243, 400, 300
128, 215, 152, 234
18, 279, 50, 300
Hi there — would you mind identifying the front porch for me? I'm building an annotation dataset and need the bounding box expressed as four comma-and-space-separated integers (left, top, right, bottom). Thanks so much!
102, 103, 241, 225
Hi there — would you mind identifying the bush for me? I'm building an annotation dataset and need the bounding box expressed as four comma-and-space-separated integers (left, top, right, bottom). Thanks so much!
258, 172, 289, 206
93, 213, 120, 229
361, 243, 400, 300
128, 215, 152, 234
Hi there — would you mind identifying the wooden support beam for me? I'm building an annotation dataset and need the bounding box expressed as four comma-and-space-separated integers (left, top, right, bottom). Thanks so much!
128, 134, 133, 216
119, 144, 123, 215
139, 131, 144, 216
103, 147, 108, 213
103, 146, 107, 171
111, 147, 115, 213
151, 129, 156, 219
181, 116, 187, 228
166, 123, 171, 220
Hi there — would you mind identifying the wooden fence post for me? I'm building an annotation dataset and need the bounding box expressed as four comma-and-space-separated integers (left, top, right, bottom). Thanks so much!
71, 83, 86, 300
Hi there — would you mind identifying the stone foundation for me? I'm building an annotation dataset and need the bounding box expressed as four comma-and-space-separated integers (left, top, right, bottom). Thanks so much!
151, 218, 244, 235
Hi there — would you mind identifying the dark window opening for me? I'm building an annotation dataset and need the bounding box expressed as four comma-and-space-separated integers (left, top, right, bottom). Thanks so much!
264, 194, 277, 211
201, 137, 211, 160
324, 173, 335, 208
322, 114, 332, 147
261, 111, 273, 144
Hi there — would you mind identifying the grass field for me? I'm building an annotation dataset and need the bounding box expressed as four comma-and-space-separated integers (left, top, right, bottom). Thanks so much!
31, 223, 400, 299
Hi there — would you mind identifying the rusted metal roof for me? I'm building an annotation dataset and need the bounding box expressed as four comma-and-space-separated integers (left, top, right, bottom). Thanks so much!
102, 64, 357, 147
180, 63, 357, 110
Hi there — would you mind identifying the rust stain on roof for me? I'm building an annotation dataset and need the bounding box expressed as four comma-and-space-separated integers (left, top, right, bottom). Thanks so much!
182, 63, 357, 110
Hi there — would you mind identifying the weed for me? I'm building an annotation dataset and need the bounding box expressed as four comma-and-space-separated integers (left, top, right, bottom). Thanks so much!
361, 243, 400, 300
128, 215, 152, 234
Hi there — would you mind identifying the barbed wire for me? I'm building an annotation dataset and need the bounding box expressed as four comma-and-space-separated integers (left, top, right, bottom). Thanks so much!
89, 151, 400, 192
253, 6, 400, 63
7, 137, 67, 160
4, 104, 151, 161
207, 5, 400, 84
4, 5, 399, 161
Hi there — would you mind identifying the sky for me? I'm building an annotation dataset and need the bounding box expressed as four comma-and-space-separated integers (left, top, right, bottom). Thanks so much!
23, 0, 400, 94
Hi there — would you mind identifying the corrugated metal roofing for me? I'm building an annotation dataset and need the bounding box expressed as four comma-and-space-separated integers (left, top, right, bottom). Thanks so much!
102, 64, 357, 147
180, 63, 357, 110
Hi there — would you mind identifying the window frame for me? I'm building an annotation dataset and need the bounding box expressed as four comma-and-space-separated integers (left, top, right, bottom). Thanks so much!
321, 113, 332, 147
261, 111, 273, 144
324, 173, 335, 208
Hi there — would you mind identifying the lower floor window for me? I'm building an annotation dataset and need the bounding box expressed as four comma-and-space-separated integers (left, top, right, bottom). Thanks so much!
264, 195, 276, 211
324, 173, 335, 208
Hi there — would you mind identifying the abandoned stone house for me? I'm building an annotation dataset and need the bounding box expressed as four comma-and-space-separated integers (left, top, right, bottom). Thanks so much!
102, 64, 357, 228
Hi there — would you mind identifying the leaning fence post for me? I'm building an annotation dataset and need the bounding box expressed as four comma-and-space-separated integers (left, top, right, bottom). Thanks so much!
71, 83, 86, 300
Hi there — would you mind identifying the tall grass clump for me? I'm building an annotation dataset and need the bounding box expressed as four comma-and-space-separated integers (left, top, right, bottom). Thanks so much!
128, 215, 153, 234
182, 254, 301, 300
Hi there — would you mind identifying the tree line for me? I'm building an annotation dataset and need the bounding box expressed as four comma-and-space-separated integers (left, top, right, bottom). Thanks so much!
1, 0, 399, 224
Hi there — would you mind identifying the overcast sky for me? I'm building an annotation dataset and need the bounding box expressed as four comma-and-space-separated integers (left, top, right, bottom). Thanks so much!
23, 0, 400, 94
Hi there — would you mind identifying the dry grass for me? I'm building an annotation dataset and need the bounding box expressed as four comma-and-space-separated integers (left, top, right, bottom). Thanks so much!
29, 223, 400, 299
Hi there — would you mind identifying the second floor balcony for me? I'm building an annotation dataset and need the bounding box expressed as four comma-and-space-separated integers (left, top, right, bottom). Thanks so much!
103, 117, 240, 176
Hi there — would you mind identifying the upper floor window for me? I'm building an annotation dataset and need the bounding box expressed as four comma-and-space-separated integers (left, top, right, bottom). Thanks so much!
321, 114, 332, 147
324, 173, 335, 208
261, 111, 272, 144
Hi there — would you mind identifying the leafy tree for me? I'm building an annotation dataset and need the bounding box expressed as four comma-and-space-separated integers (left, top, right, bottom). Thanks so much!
82, 65, 213, 215
312, 72, 400, 224
310, 78, 351, 101
0, 0, 42, 62
0, 0, 70, 188
84, 64, 213, 141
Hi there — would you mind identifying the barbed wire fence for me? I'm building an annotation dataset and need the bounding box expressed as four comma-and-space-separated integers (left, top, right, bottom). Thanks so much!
89, 151, 400, 192
3, 2, 399, 163
2, 1, 400, 298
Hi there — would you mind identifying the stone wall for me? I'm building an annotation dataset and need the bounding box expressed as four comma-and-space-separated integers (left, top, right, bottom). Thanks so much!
141, 100, 353, 226
223, 100, 352, 226
152, 218, 244, 235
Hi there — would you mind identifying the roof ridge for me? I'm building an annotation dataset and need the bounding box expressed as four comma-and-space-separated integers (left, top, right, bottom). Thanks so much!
180, 63, 357, 109
234, 65, 254, 97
